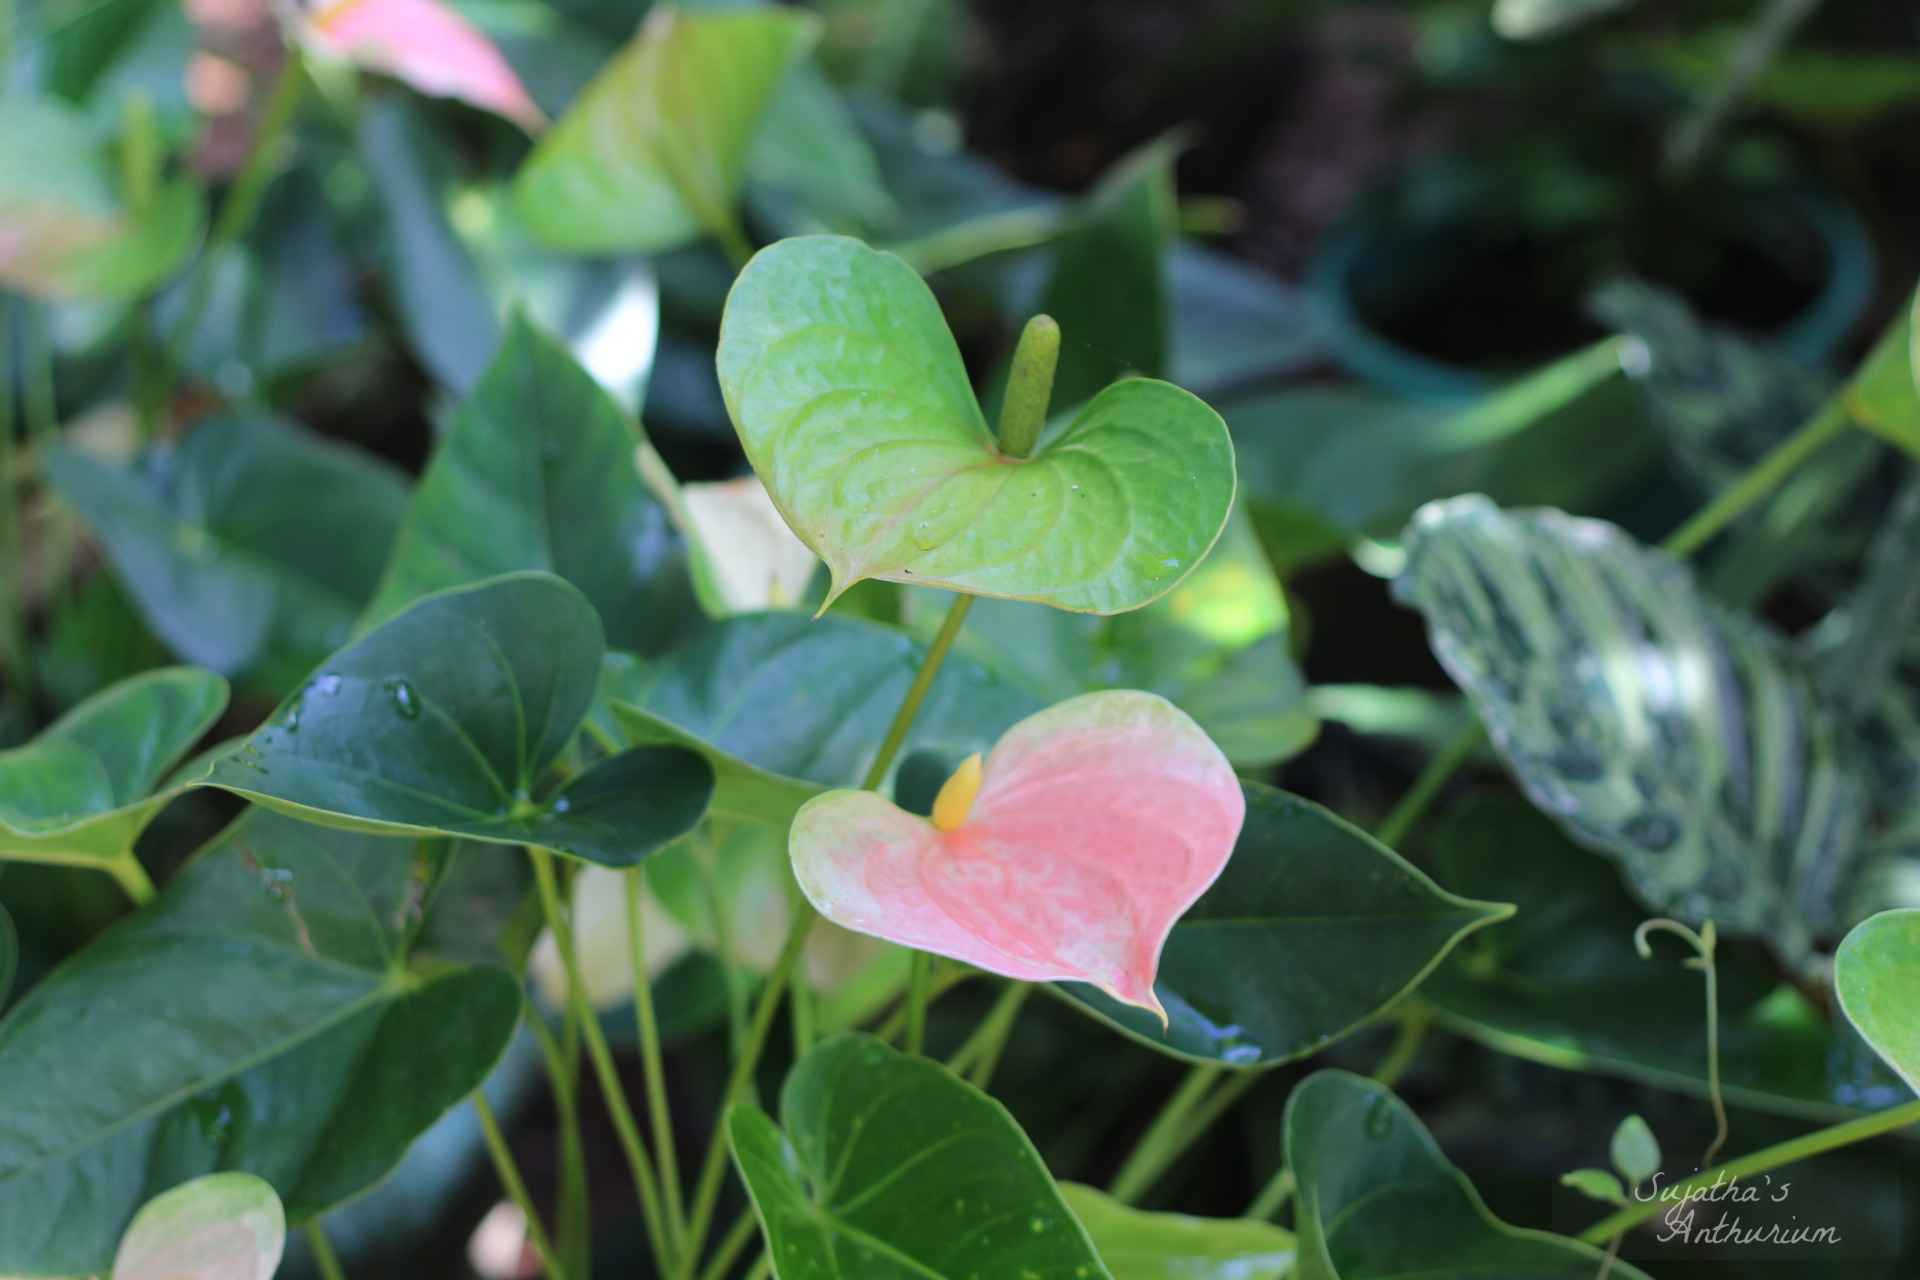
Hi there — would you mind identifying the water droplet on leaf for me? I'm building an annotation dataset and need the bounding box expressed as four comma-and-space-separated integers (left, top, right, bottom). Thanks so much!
384, 677, 420, 720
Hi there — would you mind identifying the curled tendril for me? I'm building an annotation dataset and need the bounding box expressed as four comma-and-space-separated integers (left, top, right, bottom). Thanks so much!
1634, 917, 1728, 1167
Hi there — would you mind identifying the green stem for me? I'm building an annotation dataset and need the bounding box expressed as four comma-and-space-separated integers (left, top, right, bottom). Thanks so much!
108, 854, 157, 907
995, 314, 1061, 460
473, 1090, 569, 1280
1371, 395, 1855, 848
1578, 1099, 1920, 1245
164, 52, 307, 376
0, 302, 26, 701
888, 206, 1065, 276
696, 1211, 761, 1280
1635, 919, 1728, 1167
1109, 1065, 1222, 1204
680, 590, 979, 1274
1374, 725, 1482, 849
693, 831, 751, 1058
628, 866, 689, 1251
526, 1006, 591, 1279
1246, 1167, 1295, 1221
872, 966, 974, 1044
864, 592, 975, 791
949, 981, 1031, 1088
529, 847, 676, 1280
1666, 0, 1821, 174
902, 950, 933, 1056
305, 1222, 346, 1280
1370, 1004, 1432, 1090
680, 900, 815, 1277
1661, 397, 1851, 558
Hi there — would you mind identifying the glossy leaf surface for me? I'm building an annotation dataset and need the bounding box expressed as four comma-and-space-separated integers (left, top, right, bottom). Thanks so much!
1286, 1071, 1650, 1279
1421, 795, 1906, 1119
299, 0, 545, 129
0, 667, 227, 867
204, 574, 713, 867
48, 416, 411, 691
0, 810, 521, 1274
1395, 494, 1868, 956
717, 235, 1235, 613
1058, 1183, 1294, 1280
513, 6, 819, 252
791, 691, 1243, 1015
364, 314, 698, 655
603, 611, 1038, 825
1836, 909, 1920, 1096
729, 1034, 1111, 1279
1056, 782, 1509, 1067
111, 1173, 284, 1280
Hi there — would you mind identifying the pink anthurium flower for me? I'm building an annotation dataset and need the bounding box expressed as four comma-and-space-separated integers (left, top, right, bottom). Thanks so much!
789, 690, 1245, 1022
297, 0, 546, 131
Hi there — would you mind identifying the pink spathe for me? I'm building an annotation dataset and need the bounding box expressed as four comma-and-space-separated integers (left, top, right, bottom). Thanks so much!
789, 690, 1245, 1022
303, 0, 546, 131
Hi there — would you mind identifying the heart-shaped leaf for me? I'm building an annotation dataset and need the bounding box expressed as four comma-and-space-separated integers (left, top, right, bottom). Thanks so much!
296, 0, 546, 130
0, 809, 520, 1274
363, 313, 699, 655
1420, 794, 1902, 1120
202, 573, 713, 867
1836, 909, 1920, 1096
1394, 494, 1870, 958
0, 667, 227, 876
601, 610, 1040, 827
717, 235, 1236, 614
1058, 1183, 1295, 1280
0, 97, 204, 301
729, 1033, 1112, 1279
112, 1173, 284, 1280
904, 504, 1315, 768
1052, 781, 1510, 1066
512, 6, 820, 254
1286, 1071, 1652, 1280
790, 690, 1244, 1016
48, 414, 411, 692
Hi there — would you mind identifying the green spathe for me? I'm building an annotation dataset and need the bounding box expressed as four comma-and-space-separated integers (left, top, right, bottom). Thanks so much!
717, 235, 1236, 615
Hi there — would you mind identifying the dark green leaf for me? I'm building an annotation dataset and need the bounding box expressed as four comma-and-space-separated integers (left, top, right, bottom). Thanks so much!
0, 667, 227, 869
48, 416, 411, 692
357, 97, 501, 393
204, 574, 713, 867
1836, 909, 1920, 1096
1230, 339, 1654, 572
0, 901, 14, 1009
1286, 1071, 1650, 1279
604, 611, 1039, 825
363, 313, 698, 654
1035, 135, 1177, 412
0, 809, 522, 1274
747, 62, 894, 231
1421, 794, 1907, 1119
1057, 1183, 1295, 1280
1395, 494, 1869, 957
1058, 782, 1510, 1068
729, 1033, 1111, 1279
1168, 244, 1320, 397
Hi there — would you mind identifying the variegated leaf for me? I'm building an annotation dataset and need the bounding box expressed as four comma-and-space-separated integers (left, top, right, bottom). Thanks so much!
1394, 495, 1868, 957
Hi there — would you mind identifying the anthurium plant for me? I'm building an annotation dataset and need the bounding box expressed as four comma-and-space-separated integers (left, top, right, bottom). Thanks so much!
3, 2, 1919, 1278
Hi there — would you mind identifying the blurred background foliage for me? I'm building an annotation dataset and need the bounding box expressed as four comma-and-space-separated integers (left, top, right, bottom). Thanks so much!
3, 0, 1920, 1275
